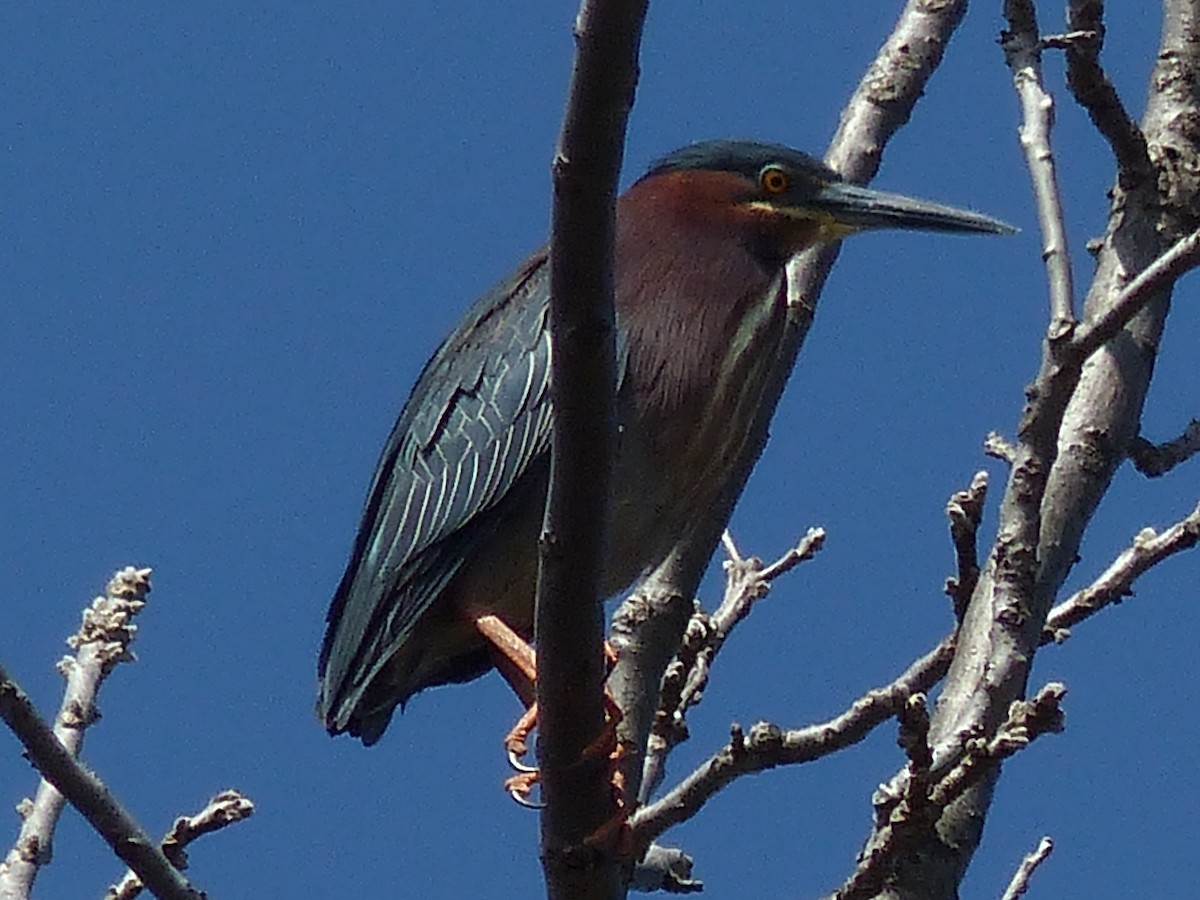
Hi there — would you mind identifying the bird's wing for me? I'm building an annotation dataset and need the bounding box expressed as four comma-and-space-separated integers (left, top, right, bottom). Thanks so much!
318, 250, 553, 726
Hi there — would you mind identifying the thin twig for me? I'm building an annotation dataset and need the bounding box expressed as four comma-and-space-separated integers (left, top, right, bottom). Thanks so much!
105, 791, 255, 900
1129, 419, 1200, 477
1043, 500, 1200, 644
944, 472, 989, 620
639, 529, 825, 801
1002, 0, 1076, 339
718, 529, 826, 636
835, 685, 1064, 900
631, 634, 955, 852
1001, 836, 1055, 900
1063, 0, 1151, 188
719, 529, 741, 564
1070, 229, 1200, 361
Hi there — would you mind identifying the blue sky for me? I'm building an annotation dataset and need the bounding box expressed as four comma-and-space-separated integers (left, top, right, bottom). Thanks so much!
2, 3, 1196, 898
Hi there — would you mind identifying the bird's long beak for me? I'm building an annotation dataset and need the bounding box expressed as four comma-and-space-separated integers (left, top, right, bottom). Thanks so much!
810, 181, 1017, 236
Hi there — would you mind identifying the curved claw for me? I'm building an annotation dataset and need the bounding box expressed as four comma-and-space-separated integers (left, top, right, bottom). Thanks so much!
505, 770, 543, 808
508, 746, 538, 773
509, 785, 545, 809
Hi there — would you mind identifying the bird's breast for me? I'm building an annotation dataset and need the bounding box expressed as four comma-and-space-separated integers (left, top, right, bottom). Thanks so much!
604, 269, 790, 591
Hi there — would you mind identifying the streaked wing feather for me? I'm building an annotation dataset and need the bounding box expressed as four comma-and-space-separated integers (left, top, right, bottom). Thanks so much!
319, 250, 553, 723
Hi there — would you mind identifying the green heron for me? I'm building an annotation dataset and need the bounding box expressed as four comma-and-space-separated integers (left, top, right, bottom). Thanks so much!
317, 139, 1012, 746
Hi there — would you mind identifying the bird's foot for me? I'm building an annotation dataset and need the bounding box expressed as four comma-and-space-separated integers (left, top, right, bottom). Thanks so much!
503, 700, 542, 806
504, 701, 540, 771
502, 690, 631, 826
490, 631, 626, 813
504, 769, 544, 808
579, 725, 635, 858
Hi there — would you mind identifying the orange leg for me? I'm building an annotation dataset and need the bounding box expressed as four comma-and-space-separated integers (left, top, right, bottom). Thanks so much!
471, 614, 541, 763
473, 613, 537, 705
469, 612, 627, 815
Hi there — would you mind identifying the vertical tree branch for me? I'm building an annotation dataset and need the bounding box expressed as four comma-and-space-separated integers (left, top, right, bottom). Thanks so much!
867, 2, 1200, 896
538, 1, 648, 898
1005, 0, 1076, 336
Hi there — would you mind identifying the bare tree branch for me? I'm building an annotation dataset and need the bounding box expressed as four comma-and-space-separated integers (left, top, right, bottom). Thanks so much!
944, 472, 989, 620
704, 530, 826, 686
0, 669, 201, 900
0, 567, 165, 900
105, 791, 255, 900
1043, 500, 1200, 643
1003, 0, 1076, 338
537, 1, 648, 896
1069, 228, 1200, 361
639, 529, 826, 802
834, 684, 1065, 900
867, 2, 1200, 894
629, 634, 955, 853
1000, 836, 1054, 900
1063, 0, 1152, 188
1129, 419, 1200, 476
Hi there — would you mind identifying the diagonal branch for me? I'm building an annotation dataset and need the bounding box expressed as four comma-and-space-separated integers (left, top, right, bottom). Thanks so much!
1043, 500, 1200, 643
1000, 836, 1055, 900
629, 634, 955, 852
1069, 228, 1200, 361
105, 791, 255, 900
0, 663, 201, 900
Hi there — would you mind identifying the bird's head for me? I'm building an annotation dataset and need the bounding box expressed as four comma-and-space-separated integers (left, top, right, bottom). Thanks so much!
633, 139, 1015, 259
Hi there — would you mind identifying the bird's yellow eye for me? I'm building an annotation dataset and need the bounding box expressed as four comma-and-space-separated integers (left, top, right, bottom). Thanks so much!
759, 165, 790, 195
